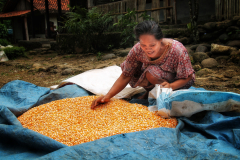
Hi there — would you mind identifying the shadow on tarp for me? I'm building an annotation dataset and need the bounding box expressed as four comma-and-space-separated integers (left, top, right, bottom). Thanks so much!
0, 80, 239, 160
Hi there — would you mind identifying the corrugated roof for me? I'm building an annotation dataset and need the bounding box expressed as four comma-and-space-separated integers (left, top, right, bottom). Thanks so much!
0, 10, 31, 18
26, 0, 70, 13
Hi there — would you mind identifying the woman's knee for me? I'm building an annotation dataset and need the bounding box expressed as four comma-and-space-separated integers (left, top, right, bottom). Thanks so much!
146, 71, 166, 84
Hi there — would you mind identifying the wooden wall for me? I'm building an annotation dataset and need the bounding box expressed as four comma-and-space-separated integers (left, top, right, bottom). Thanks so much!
90, 0, 176, 24
215, 0, 240, 20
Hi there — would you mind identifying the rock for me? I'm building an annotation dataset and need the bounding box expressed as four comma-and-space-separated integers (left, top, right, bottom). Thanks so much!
215, 56, 229, 64
193, 52, 209, 63
226, 26, 239, 33
186, 47, 194, 56
223, 70, 237, 78
196, 45, 208, 52
62, 68, 72, 75
102, 53, 116, 60
42, 44, 51, 48
211, 43, 237, 54
0, 51, 9, 62
226, 40, 240, 48
203, 22, 216, 31
0, 46, 5, 49
201, 58, 218, 68
190, 44, 199, 51
116, 48, 131, 57
193, 64, 201, 71
219, 33, 229, 43
50, 69, 58, 74
233, 16, 240, 21
29, 50, 37, 55
45, 65, 58, 72
32, 63, 42, 69
196, 68, 214, 77
216, 20, 233, 30
6, 45, 13, 48
178, 37, 189, 45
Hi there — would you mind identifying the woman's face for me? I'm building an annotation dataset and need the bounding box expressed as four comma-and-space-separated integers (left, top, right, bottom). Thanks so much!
139, 34, 164, 59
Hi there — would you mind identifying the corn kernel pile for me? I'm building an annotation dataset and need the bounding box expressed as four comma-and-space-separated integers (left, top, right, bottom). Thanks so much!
18, 96, 177, 146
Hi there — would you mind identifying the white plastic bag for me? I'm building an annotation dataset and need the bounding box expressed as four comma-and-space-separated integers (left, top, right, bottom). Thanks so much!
148, 84, 240, 118
54, 65, 145, 99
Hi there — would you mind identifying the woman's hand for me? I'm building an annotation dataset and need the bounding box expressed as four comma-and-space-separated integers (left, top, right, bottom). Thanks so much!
91, 96, 110, 109
160, 81, 171, 88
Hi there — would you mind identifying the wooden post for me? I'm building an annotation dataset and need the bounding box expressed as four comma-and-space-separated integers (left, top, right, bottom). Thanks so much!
30, 0, 35, 38
45, 0, 50, 38
57, 0, 62, 28
24, 16, 29, 41
174, 0, 177, 24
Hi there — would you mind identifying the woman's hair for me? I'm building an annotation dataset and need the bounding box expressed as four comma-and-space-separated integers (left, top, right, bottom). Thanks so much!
134, 20, 163, 41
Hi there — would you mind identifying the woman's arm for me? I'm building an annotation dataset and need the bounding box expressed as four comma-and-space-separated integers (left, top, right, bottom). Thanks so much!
161, 74, 193, 90
91, 73, 131, 109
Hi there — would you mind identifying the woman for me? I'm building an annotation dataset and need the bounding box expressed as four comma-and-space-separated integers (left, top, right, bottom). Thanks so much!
91, 20, 195, 109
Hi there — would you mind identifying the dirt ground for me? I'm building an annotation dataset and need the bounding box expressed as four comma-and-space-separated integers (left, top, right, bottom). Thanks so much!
1, 50, 240, 95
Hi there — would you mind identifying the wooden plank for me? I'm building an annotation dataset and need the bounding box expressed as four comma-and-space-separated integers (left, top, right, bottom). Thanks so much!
216, 0, 219, 20
126, 0, 137, 10
173, 0, 177, 24
163, 0, 166, 22
24, 16, 29, 41
137, 0, 146, 22
151, 0, 160, 23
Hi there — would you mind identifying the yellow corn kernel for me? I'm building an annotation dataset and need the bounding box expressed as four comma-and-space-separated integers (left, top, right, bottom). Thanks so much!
17, 96, 178, 146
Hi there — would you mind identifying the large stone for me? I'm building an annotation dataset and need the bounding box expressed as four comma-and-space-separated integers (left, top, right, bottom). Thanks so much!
196, 45, 208, 52
193, 64, 201, 71
42, 44, 51, 48
186, 47, 194, 56
178, 37, 189, 45
62, 68, 73, 75
226, 40, 240, 48
226, 26, 239, 33
233, 16, 240, 21
193, 52, 209, 63
0, 51, 8, 62
203, 22, 216, 31
216, 20, 233, 30
215, 56, 229, 64
190, 44, 199, 51
219, 33, 229, 43
223, 70, 237, 78
196, 68, 214, 77
102, 53, 116, 60
201, 58, 218, 68
211, 44, 237, 54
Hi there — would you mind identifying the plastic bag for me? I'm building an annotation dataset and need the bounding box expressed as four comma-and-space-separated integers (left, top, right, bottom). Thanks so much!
148, 84, 240, 118
54, 66, 145, 99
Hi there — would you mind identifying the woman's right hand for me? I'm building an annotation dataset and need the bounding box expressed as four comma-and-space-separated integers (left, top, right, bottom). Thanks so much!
91, 96, 110, 109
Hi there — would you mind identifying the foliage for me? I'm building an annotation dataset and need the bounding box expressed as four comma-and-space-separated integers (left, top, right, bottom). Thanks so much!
97, 51, 102, 60
114, 9, 152, 48
62, 6, 114, 52
0, 38, 10, 46
0, 23, 8, 39
3, 46, 26, 60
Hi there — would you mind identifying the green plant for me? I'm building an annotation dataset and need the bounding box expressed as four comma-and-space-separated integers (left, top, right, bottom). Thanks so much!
0, 39, 10, 46
62, 6, 114, 52
0, 23, 8, 39
114, 8, 152, 48
97, 52, 102, 60
3, 46, 26, 60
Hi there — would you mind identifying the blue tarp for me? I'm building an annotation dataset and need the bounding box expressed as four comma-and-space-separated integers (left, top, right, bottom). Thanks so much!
0, 80, 240, 160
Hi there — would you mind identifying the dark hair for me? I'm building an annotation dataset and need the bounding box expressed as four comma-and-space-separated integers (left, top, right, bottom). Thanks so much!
134, 20, 163, 41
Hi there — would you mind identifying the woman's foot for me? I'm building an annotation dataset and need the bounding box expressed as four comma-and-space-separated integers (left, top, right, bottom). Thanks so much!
137, 91, 149, 99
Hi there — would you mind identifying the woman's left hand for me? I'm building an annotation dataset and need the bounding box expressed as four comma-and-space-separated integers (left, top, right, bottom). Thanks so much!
160, 81, 171, 88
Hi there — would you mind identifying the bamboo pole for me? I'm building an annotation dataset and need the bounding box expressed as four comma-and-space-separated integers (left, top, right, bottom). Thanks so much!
24, 16, 29, 41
